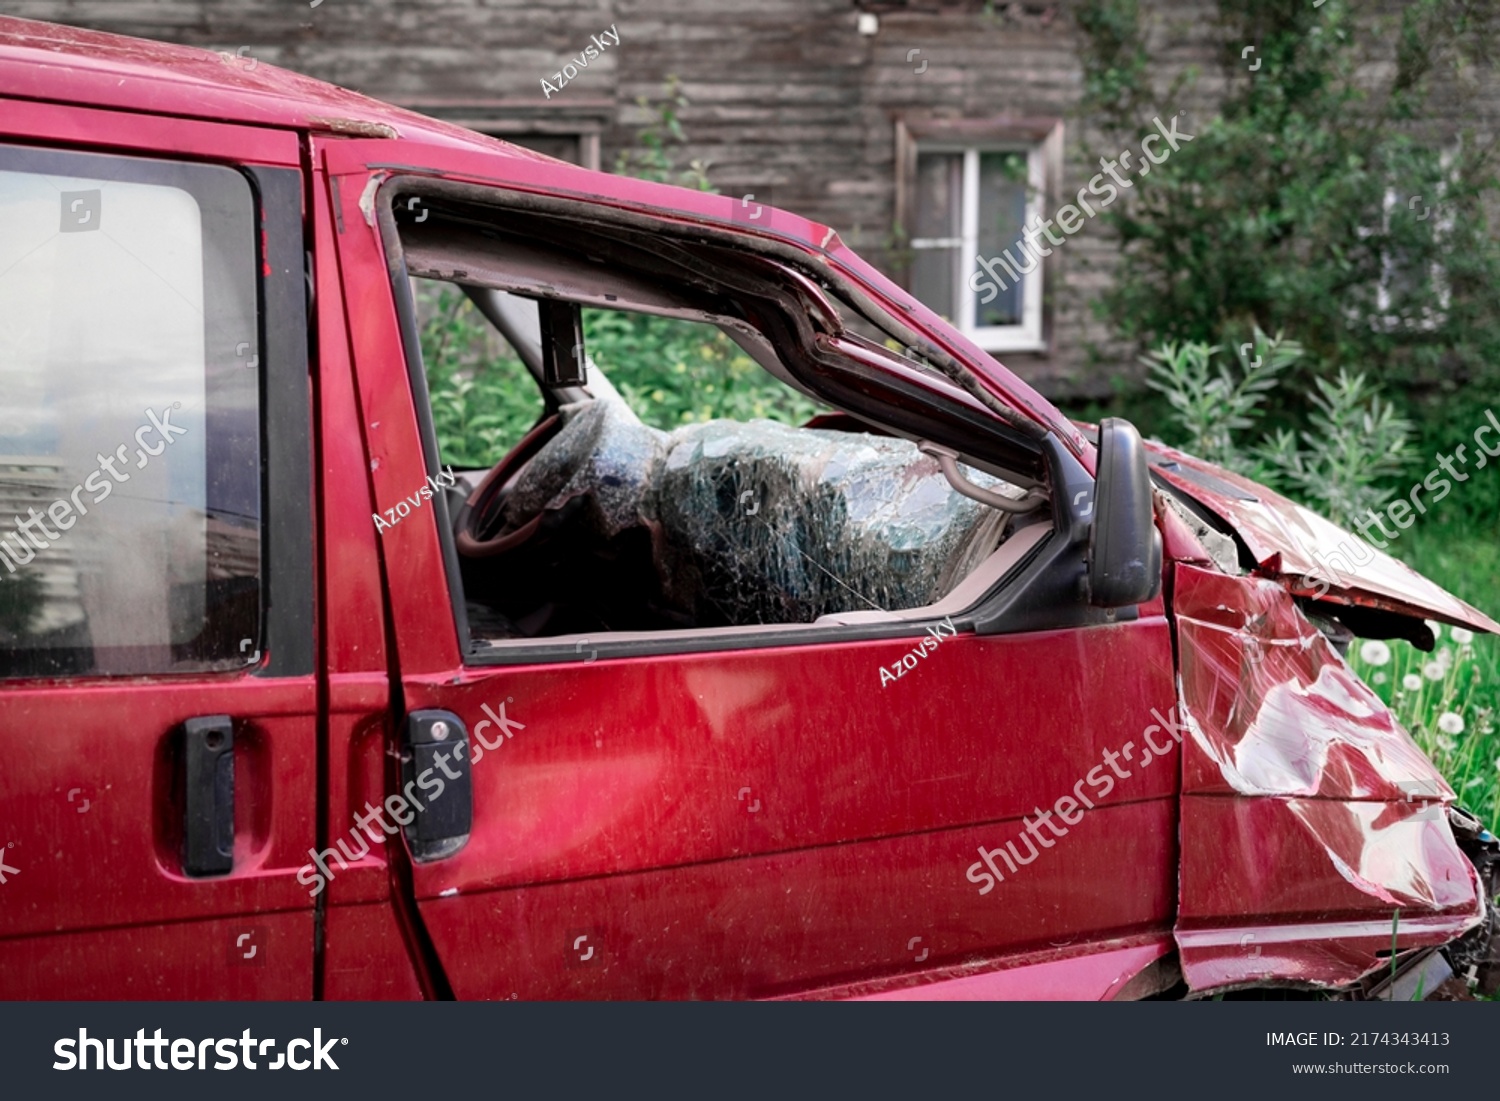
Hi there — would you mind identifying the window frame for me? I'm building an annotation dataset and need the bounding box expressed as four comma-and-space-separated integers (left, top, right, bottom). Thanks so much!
896, 116, 1063, 356
392, 99, 610, 170
1373, 179, 1453, 334
370, 176, 1109, 666
0, 144, 311, 681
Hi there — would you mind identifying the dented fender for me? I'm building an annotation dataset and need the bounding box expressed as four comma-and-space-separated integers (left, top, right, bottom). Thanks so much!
1170, 564, 1484, 993
1146, 441, 1500, 635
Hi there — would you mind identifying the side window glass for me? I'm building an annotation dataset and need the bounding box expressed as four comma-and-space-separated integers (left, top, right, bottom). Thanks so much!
0, 145, 261, 677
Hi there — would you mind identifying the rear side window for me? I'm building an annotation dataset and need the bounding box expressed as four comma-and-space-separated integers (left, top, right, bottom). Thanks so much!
0, 145, 261, 678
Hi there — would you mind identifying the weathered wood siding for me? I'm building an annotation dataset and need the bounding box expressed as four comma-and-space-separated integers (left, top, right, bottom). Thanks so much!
8, 0, 1496, 398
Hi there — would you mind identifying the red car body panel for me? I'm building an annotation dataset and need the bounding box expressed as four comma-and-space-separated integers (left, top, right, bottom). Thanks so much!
1, 14, 1493, 1000
844, 937, 1174, 1001
1149, 441, 1500, 635
0, 76, 319, 998
1171, 564, 1484, 990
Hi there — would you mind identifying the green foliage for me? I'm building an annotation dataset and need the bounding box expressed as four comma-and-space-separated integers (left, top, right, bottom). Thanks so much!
582, 309, 822, 431
1145, 329, 1412, 527
1350, 618, 1498, 838
1143, 326, 1298, 470
418, 283, 823, 467
1257, 369, 1414, 526
1073, 0, 1500, 399
612, 76, 715, 192
418, 283, 541, 467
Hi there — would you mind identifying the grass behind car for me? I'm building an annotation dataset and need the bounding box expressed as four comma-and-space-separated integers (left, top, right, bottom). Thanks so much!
1350, 522, 1500, 831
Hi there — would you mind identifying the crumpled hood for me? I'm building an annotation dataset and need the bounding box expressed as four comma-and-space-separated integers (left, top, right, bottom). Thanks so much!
1144, 439, 1500, 636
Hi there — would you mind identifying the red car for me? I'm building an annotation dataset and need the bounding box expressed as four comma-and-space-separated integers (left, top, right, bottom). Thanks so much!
0, 16, 1495, 1001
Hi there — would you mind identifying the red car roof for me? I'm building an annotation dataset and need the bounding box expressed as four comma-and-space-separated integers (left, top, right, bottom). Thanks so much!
0, 15, 549, 159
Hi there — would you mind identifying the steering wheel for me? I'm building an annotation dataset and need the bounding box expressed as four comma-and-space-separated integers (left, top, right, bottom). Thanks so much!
453, 413, 566, 557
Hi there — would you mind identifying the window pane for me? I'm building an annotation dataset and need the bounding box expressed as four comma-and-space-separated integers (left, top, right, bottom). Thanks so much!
912, 152, 962, 240
911, 246, 959, 323
0, 148, 260, 677
975, 151, 1030, 327
911, 153, 963, 320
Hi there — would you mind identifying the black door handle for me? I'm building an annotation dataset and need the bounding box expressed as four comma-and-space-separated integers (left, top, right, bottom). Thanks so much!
181, 715, 235, 877
402, 709, 472, 861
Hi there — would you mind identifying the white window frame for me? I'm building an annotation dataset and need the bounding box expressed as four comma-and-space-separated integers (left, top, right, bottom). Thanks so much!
898, 117, 1061, 356
910, 145, 1047, 353
1373, 180, 1452, 334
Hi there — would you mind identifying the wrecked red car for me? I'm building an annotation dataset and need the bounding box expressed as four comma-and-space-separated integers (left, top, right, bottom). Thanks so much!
0, 16, 1495, 1001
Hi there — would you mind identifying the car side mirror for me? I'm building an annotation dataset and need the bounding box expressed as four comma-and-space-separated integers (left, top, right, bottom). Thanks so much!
1087, 418, 1162, 608
537, 298, 587, 388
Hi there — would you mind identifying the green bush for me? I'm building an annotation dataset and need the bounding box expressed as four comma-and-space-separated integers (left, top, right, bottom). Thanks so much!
418, 283, 541, 468
1074, 0, 1500, 405
582, 309, 822, 431
1144, 328, 1414, 528
418, 283, 822, 468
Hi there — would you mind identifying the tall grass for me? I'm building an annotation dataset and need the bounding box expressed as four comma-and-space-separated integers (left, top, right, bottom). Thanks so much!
1348, 521, 1500, 830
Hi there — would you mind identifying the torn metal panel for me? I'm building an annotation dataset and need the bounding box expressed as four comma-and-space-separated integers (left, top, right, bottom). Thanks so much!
1171, 563, 1484, 991
1147, 441, 1500, 635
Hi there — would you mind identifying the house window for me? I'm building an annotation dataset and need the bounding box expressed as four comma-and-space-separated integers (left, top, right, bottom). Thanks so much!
391, 101, 609, 171
1374, 184, 1451, 333
897, 119, 1061, 355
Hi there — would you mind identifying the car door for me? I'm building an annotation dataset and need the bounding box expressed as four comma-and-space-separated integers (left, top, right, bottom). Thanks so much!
0, 100, 317, 998
325, 137, 1180, 999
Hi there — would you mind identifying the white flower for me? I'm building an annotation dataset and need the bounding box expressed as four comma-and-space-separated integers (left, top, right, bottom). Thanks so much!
1425, 619, 1441, 638
1373, 672, 1387, 684
1424, 661, 1446, 682
1437, 735, 1457, 752
1359, 639, 1392, 666
1437, 712, 1465, 736
1402, 673, 1423, 692
1450, 626, 1474, 645
1494, 757, 1500, 775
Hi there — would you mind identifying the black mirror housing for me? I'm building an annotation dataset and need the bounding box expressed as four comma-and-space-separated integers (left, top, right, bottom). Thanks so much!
1087, 418, 1162, 608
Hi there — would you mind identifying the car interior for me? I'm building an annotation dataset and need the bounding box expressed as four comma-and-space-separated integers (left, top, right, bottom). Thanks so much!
392, 194, 1055, 649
